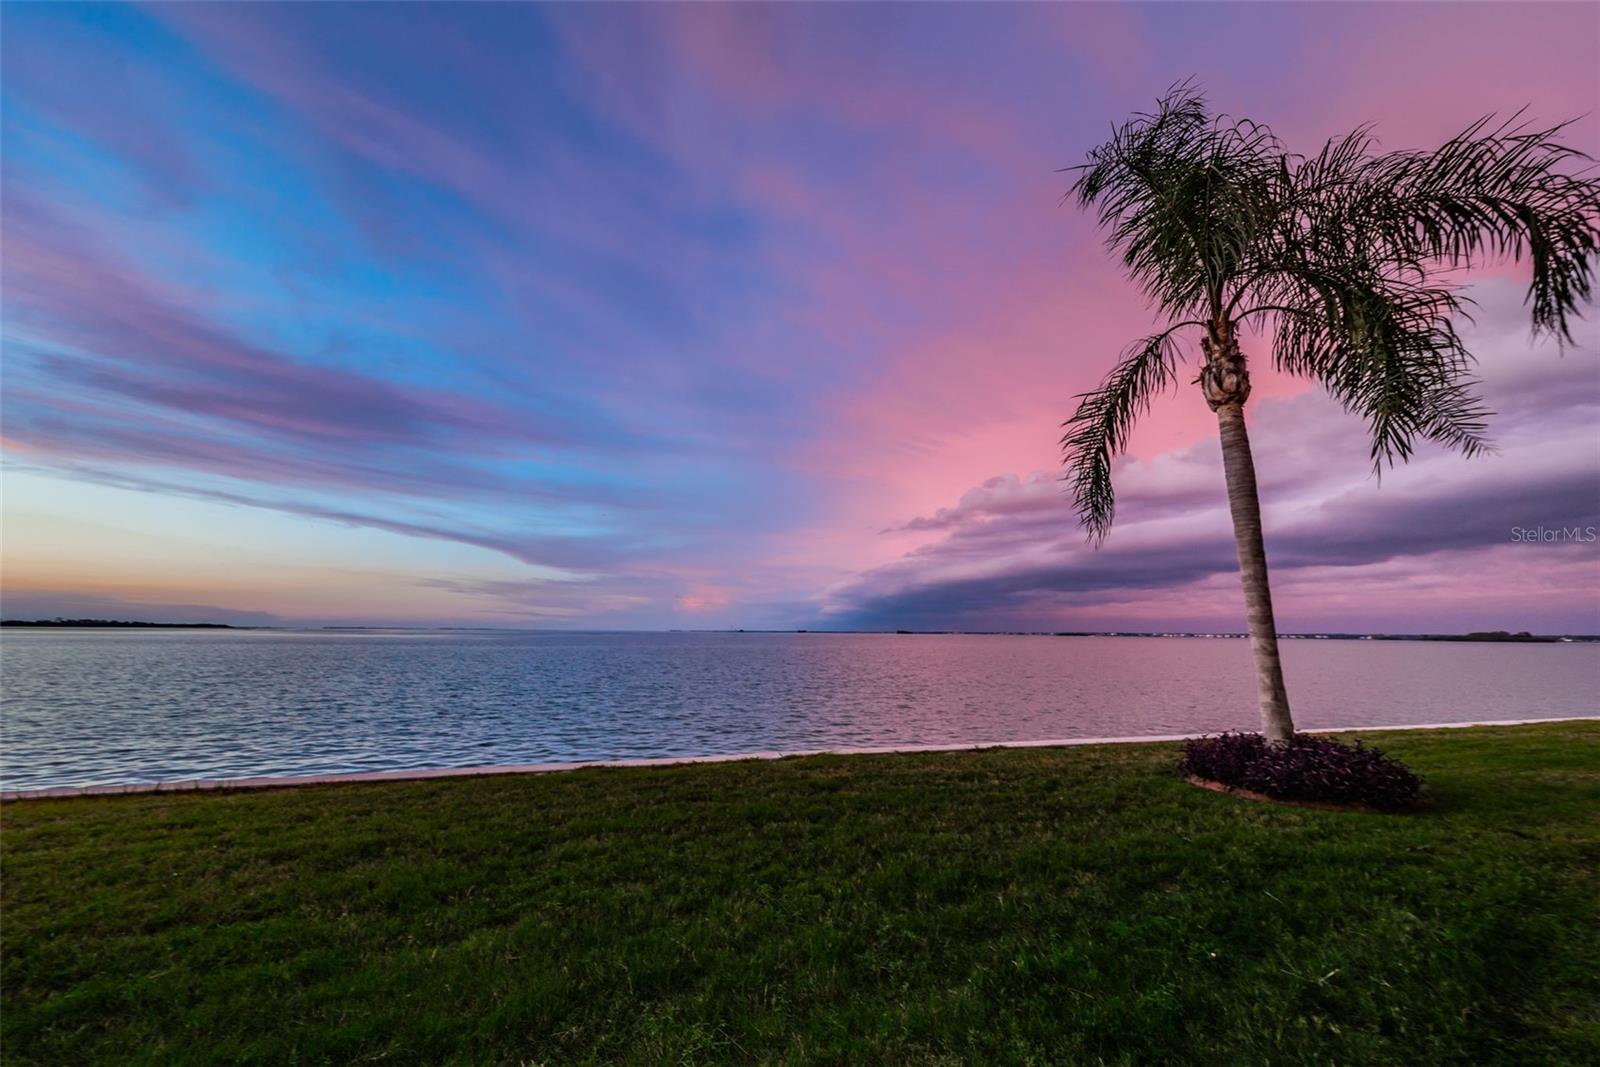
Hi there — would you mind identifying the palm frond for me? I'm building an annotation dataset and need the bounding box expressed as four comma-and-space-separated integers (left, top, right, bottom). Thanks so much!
1068, 83, 1283, 321
1242, 267, 1493, 467
1062, 85, 1596, 542
1294, 114, 1600, 343
1060, 330, 1187, 542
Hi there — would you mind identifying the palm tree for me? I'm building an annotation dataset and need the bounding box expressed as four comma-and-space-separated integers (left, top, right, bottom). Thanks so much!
1061, 84, 1598, 743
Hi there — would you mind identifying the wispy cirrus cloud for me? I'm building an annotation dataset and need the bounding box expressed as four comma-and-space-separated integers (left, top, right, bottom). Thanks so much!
2, 2, 1595, 628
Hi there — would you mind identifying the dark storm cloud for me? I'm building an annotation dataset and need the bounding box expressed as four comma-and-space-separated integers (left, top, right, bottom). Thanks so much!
825, 296, 1600, 632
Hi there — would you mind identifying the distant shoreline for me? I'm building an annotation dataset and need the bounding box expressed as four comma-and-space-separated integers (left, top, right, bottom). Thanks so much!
2, 621, 1594, 642
0, 620, 244, 629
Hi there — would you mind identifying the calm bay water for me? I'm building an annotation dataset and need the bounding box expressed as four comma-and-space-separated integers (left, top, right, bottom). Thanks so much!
1, 629, 1595, 790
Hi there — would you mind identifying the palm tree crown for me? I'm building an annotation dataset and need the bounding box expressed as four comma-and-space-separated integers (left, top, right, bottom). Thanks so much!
1063, 83, 1598, 541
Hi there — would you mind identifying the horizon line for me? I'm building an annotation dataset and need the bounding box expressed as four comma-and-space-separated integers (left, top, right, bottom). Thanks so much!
4, 620, 1598, 640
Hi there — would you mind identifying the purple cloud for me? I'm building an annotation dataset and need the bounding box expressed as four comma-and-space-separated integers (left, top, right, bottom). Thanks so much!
825, 289, 1600, 633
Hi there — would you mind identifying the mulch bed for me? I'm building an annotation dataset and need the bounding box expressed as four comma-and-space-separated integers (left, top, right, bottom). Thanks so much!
1185, 774, 1390, 814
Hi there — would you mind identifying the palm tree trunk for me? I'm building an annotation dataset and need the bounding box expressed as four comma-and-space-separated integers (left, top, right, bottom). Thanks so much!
1215, 403, 1295, 743
1200, 326, 1294, 743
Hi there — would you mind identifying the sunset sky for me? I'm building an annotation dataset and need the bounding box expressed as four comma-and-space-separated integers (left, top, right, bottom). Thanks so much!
3, 1, 1597, 632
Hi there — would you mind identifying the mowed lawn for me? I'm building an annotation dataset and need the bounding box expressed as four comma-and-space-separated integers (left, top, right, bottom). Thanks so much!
2, 723, 1596, 1065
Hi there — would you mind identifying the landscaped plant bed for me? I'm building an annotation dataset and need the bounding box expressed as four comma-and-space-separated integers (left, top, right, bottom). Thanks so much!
1180, 731, 1423, 812
1185, 773, 1388, 814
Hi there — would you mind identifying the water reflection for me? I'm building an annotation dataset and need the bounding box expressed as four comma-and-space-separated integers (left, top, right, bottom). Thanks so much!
1, 630, 1595, 789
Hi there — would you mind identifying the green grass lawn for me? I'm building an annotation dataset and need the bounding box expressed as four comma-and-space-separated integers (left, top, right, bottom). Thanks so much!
3, 722, 1596, 1065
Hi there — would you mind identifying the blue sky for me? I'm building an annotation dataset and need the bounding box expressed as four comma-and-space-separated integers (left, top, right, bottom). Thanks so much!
3, 2, 1597, 631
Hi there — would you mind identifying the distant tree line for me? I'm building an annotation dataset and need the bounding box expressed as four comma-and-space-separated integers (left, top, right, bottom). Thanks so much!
0, 619, 239, 629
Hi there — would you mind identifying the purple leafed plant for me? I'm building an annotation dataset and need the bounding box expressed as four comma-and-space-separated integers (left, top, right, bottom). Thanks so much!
1181, 732, 1423, 811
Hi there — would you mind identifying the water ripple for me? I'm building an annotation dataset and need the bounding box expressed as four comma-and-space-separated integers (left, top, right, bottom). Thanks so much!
2, 630, 1595, 789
